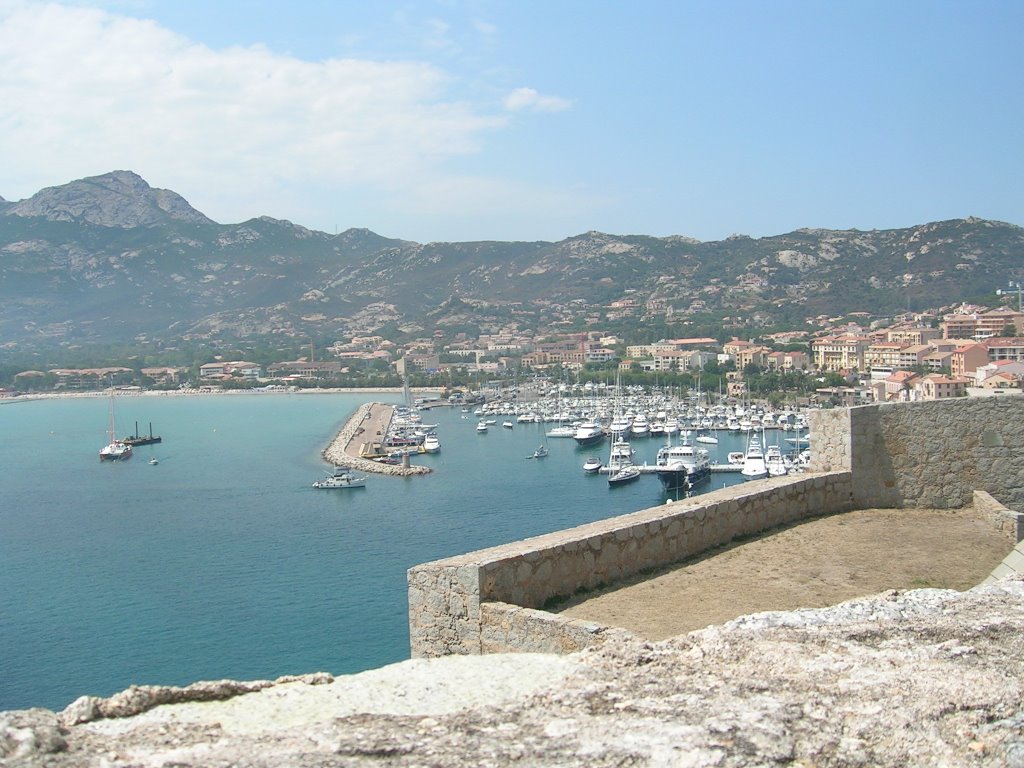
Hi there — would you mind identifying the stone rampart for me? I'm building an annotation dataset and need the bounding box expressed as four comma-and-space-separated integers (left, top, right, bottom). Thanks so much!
409, 471, 853, 657
809, 397, 1024, 510
974, 490, 1024, 544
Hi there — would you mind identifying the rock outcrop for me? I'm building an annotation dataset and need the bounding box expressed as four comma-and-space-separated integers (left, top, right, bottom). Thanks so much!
2, 578, 1022, 767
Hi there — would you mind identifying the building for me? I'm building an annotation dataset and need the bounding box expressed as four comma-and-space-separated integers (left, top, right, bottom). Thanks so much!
974, 359, 1024, 386
884, 370, 920, 401
865, 342, 903, 371
266, 360, 343, 380
986, 337, 1024, 363
885, 326, 941, 346
395, 354, 441, 376
764, 350, 810, 371
811, 334, 870, 372
48, 367, 134, 389
949, 343, 991, 378
941, 309, 1024, 340
897, 344, 932, 369
914, 373, 969, 400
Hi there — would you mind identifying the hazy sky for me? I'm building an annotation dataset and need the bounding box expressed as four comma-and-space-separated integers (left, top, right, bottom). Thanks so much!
1, 0, 1020, 243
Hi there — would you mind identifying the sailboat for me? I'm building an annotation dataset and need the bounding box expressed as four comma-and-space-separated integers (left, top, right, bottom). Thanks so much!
99, 391, 132, 461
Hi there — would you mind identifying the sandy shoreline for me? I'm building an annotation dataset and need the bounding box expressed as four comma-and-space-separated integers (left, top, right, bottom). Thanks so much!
1, 386, 433, 402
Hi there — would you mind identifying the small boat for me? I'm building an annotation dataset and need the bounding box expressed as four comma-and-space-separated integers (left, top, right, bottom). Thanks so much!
528, 444, 549, 459
727, 451, 745, 465
502, 421, 514, 430
608, 465, 641, 486
313, 466, 366, 489
694, 433, 719, 445
582, 456, 603, 474
476, 421, 488, 433
149, 457, 159, 465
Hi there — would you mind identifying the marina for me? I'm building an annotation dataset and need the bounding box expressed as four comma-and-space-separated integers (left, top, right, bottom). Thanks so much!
0, 390, 808, 712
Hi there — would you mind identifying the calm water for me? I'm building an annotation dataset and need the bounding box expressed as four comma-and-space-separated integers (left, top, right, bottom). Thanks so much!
0, 393, 756, 711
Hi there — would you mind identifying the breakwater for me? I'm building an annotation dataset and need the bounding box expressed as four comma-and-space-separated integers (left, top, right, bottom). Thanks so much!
321, 402, 431, 477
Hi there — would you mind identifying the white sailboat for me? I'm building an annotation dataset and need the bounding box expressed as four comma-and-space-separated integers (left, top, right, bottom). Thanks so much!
99, 391, 132, 461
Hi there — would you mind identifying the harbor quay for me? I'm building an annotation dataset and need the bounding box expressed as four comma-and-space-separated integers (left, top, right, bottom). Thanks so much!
321, 402, 431, 477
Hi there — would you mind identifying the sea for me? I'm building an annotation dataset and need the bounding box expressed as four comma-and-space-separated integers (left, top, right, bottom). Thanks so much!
0, 392, 761, 712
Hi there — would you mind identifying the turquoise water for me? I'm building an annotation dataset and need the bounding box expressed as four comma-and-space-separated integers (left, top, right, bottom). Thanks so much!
0, 394, 753, 711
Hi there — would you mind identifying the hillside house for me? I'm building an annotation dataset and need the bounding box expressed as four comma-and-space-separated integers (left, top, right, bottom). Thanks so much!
914, 373, 969, 400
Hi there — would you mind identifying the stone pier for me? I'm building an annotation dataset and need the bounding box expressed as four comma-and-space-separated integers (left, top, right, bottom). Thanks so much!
322, 402, 431, 477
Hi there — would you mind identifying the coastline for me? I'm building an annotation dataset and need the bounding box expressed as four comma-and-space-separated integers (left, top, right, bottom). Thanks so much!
0, 386, 430, 402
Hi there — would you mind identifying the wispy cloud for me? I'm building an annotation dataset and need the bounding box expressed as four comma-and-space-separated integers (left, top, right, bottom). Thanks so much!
504, 87, 572, 113
0, 1, 505, 223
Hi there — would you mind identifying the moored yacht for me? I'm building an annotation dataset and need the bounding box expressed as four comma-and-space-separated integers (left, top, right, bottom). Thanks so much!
740, 432, 769, 479
655, 434, 711, 493
573, 420, 605, 447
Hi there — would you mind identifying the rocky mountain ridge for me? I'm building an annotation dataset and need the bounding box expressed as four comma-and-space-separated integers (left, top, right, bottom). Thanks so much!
2, 172, 1022, 347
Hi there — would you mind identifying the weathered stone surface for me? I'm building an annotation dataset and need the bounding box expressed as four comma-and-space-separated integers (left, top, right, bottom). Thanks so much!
4, 578, 1023, 766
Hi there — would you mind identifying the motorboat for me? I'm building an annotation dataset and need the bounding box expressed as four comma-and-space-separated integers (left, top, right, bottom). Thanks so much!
313, 466, 366, 489
630, 415, 650, 438
740, 433, 769, 480
546, 424, 577, 438
765, 443, 788, 476
148, 457, 159, 465
476, 421, 488, 433
423, 435, 441, 453
582, 456, 603, 474
655, 435, 711, 493
573, 420, 605, 447
607, 464, 641, 486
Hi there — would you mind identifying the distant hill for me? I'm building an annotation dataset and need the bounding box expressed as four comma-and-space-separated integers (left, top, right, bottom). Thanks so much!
1, 171, 1022, 347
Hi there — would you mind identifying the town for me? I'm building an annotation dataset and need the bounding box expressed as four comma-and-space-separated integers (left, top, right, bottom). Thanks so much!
3, 297, 1022, 404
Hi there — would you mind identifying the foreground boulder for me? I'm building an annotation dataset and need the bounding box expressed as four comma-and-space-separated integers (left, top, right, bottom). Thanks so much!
2, 578, 1023, 767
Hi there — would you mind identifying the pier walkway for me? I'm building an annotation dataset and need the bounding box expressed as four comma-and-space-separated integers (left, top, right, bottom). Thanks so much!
321, 402, 431, 477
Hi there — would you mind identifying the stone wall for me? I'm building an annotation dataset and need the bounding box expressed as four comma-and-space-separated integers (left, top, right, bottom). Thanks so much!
974, 490, 1024, 544
409, 471, 853, 657
809, 397, 1024, 510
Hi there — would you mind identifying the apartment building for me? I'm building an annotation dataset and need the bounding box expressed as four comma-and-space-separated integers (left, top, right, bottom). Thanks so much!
950, 343, 991, 378
811, 334, 870, 371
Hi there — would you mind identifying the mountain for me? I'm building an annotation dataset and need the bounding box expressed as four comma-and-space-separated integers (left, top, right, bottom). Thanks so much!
1, 171, 1022, 348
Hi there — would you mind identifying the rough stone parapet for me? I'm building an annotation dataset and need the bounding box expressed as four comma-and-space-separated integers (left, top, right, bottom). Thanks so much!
410, 471, 854, 657
975, 490, 1024, 544
810, 398, 1024, 510
479, 602, 636, 655
321, 402, 430, 477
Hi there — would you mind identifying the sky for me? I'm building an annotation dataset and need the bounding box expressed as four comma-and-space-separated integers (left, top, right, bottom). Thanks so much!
0, 0, 1021, 243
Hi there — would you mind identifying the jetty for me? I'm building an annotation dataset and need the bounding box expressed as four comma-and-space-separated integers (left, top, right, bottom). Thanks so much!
322, 402, 431, 477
